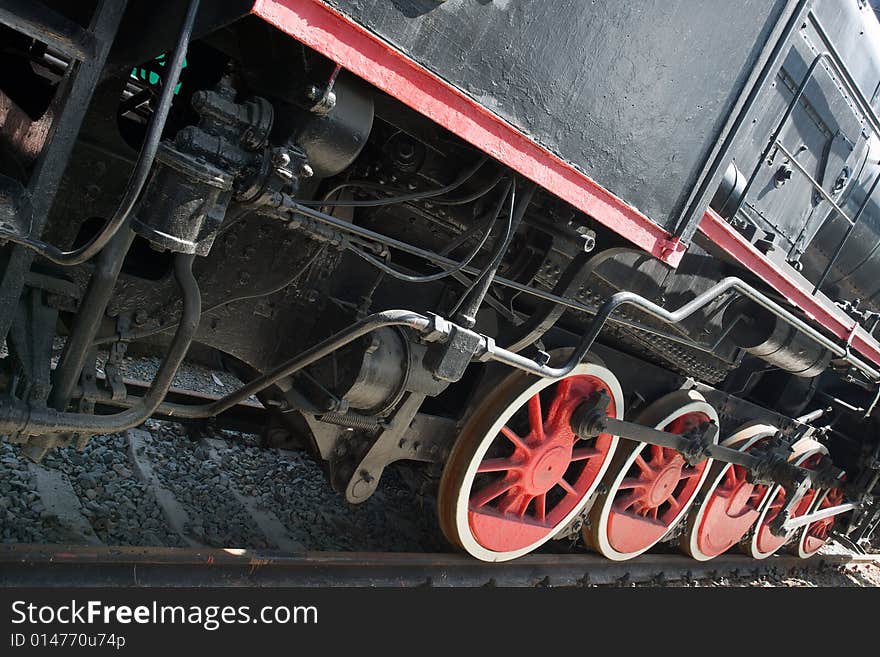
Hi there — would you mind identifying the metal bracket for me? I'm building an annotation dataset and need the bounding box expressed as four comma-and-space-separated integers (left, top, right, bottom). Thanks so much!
768, 476, 812, 537
7, 288, 57, 404
342, 393, 427, 503
103, 340, 129, 402
423, 321, 483, 383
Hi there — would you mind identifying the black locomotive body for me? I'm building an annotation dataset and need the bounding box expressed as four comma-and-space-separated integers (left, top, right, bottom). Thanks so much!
1, 0, 880, 561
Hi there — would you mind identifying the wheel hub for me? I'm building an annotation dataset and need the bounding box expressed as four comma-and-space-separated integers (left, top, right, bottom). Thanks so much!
647, 459, 684, 507
529, 445, 572, 493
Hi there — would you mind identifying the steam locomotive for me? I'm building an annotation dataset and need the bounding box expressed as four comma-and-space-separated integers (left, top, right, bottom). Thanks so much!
1, 0, 880, 562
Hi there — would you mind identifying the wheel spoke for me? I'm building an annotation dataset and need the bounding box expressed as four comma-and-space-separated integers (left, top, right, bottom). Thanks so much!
748, 488, 765, 503
649, 443, 664, 463
528, 394, 545, 442
634, 454, 653, 474
516, 495, 535, 518
615, 491, 641, 511
555, 378, 573, 401
570, 446, 600, 461
666, 495, 681, 511
498, 490, 530, 516
477, 457, 520, 474
617, 477, 645, 490
679, 467, 701, 481
534, 493, 547, 522
724, 466, 737, 489
556, 478, 578, 496
471, 476, 518, 508
500, 425, 529, 451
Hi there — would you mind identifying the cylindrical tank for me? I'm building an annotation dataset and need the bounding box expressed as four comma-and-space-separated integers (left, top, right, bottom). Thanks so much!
800, 142, 880, 309
722, 298, 831, 377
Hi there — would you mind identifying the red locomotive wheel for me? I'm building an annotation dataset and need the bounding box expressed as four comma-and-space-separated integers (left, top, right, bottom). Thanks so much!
585, 390, 719, 561
795, 486, 845, 558
745, 439, 827, 559
438, 358, 623, 562
681, 423, 776, 561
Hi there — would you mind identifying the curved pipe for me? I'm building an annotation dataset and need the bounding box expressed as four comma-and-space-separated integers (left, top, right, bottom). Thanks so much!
0, 253, 201, 435
491, 276, 880, 382
2, 274, 876, 434
114, 275, 880, 421
160, 310, 432, 419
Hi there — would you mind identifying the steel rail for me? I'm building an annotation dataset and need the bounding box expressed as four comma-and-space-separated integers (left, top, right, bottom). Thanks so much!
0, 544, 874, 588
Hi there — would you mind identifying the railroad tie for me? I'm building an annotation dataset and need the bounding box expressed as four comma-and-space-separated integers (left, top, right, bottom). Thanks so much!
126, 428, 204, 548
200, 437, 305, 553
28, 463, 101, 546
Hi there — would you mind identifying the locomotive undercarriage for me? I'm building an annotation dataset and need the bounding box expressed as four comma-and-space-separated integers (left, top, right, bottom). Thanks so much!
1, 2, 879, 562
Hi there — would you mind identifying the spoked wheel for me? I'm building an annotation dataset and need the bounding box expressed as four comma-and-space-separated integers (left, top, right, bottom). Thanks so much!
680, 422, 777, 561
744, 438, 828, 559
794, 485, 845, 559
438, 358, 623, 562
584, 390, 719, 561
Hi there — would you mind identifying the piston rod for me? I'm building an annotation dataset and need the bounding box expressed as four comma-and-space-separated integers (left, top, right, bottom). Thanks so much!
782, 501, 859, 532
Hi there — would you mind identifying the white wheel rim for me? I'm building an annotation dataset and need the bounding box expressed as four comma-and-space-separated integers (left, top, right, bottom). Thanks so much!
685, 423, 776, 561
592, 390, 719, 561
747, 441, 828, 559
796, 487, 833, 559
451, 363, 624, 562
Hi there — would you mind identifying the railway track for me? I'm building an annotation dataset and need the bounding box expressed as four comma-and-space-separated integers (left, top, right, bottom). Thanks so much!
0, 544, 876, 587
2, 370, 878, 587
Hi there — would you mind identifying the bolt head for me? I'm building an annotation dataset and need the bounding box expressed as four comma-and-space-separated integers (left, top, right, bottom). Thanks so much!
272, 151, 291, 167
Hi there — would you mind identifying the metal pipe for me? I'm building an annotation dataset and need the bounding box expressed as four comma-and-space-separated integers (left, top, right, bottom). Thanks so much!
774, 141, 857, 229
48, 228, 135, 411
796, 407, 831, 424
0, 254, 200, 435
9, 268, 880, 434
151, 310, 432, 419
280, 197, 715, 351
486, 277, 880, 382
283, 195, 880, 379
116, 192, 713, 353
125, 271, 880, 423
0, 0, 200, 266
454, 182, 535, 328
782, 501, 859, 532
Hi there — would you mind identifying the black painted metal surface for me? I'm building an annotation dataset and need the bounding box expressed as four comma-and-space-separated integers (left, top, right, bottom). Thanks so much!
325, 0, 788, 235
